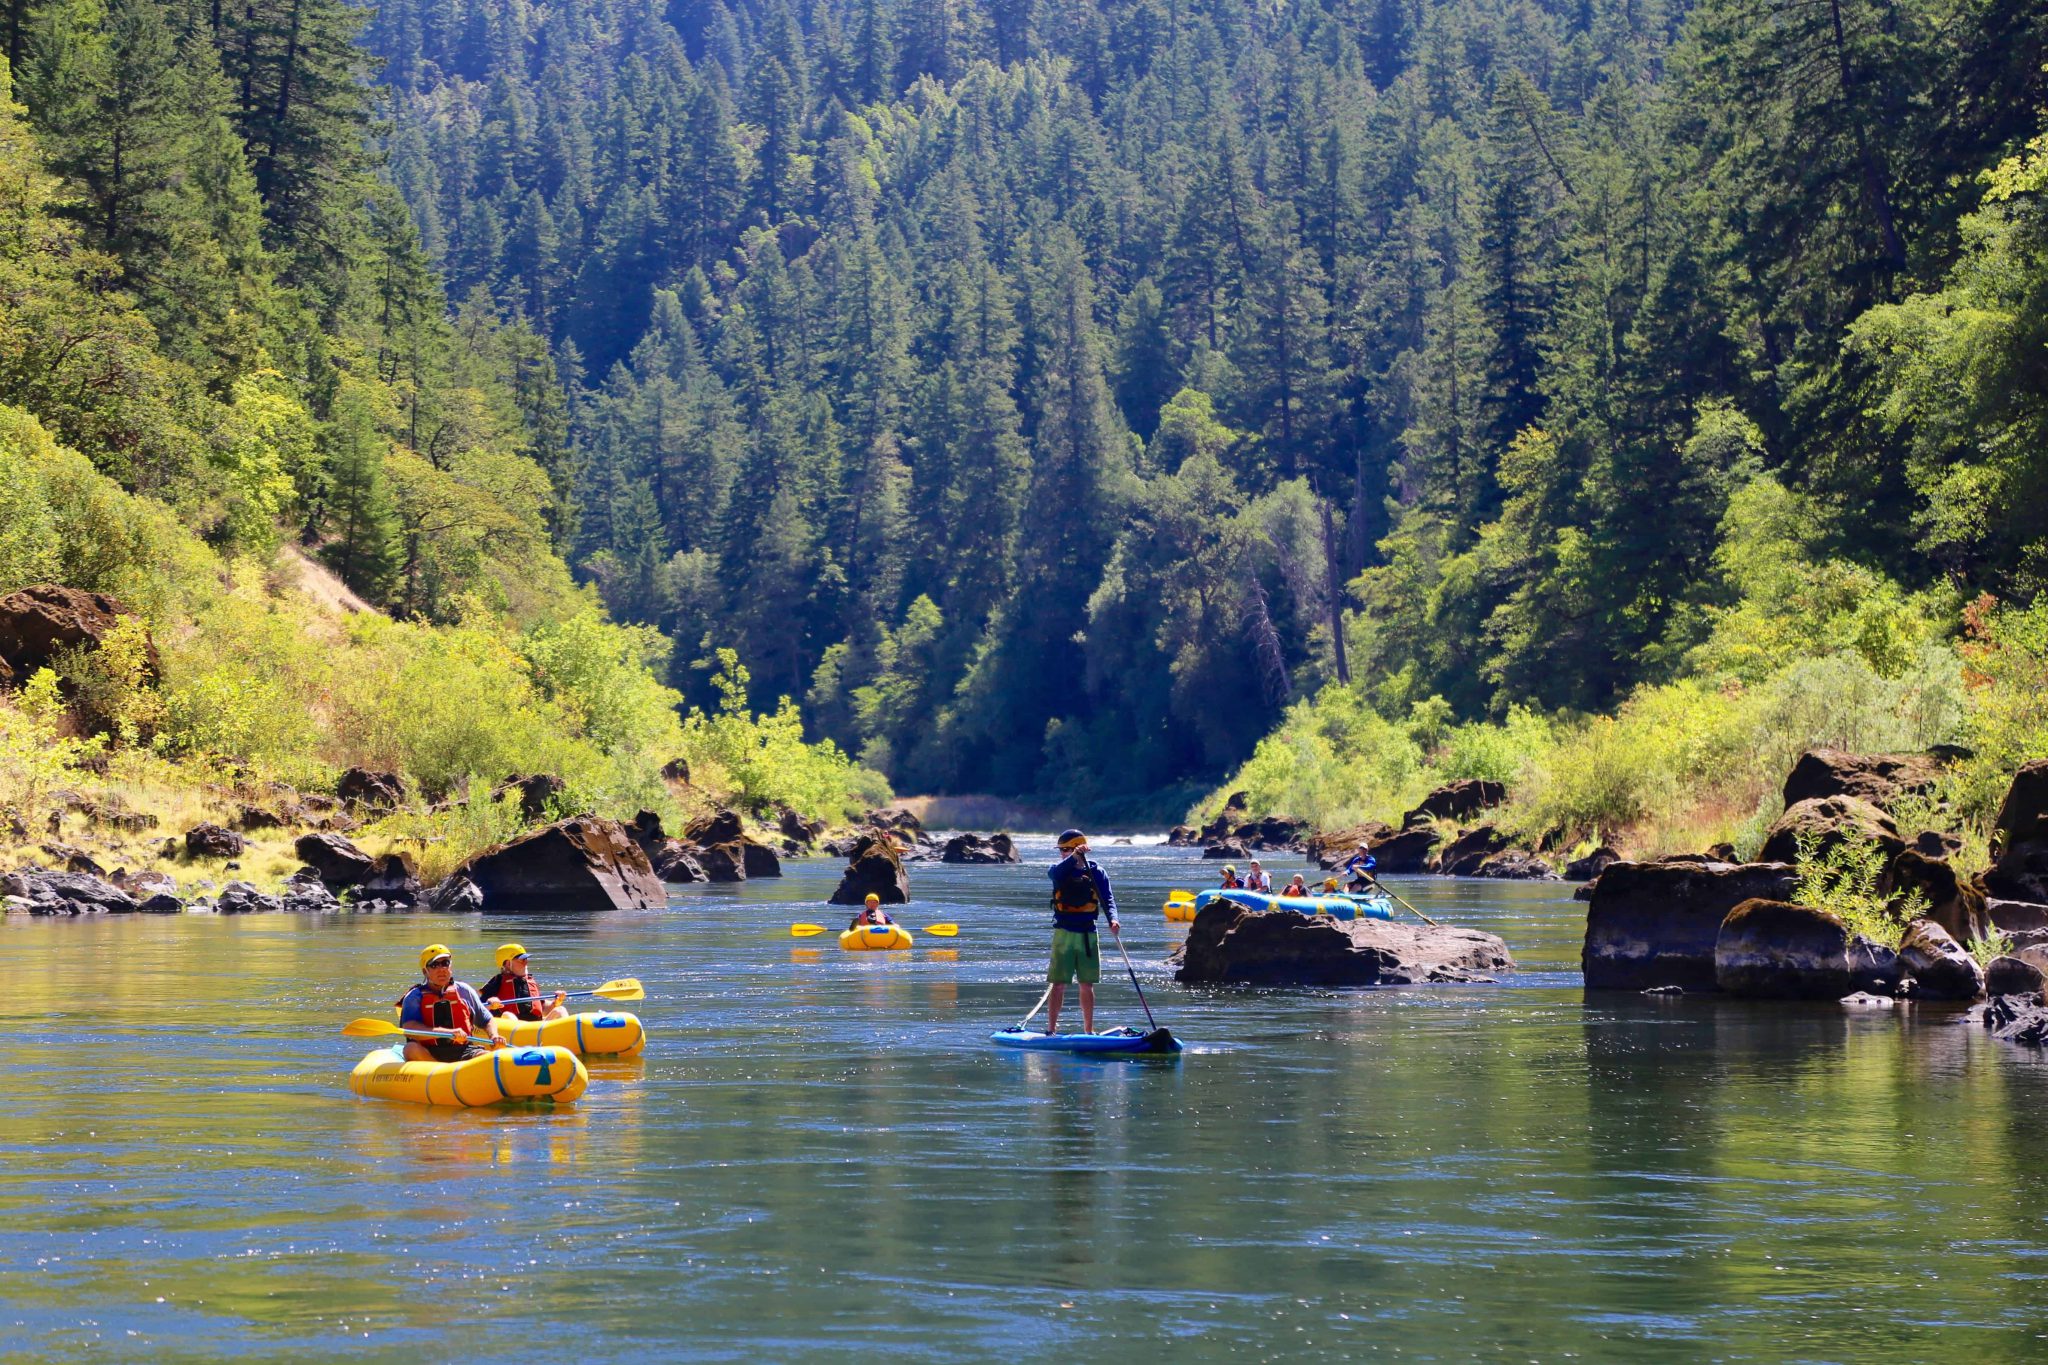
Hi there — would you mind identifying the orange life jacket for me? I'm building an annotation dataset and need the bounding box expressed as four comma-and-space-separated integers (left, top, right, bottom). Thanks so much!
483, 971, 546, 1021
416, 983, 474, 1036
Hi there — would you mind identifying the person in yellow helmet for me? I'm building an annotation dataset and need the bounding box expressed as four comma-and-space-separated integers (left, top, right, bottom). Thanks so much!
480, 943, 568, 1022
848, 892, 896, 931
397, 945, 506, 1062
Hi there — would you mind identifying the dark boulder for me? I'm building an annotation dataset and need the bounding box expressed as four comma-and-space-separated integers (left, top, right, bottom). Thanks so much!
1911, 830, 1964, 860
136, 893, 183, 914
1881, 848, 1989, 947
1897, 919, 1985, 1001
293, 832, 374, 889
661, 757, 691, 784
1229, 815, 1308, 851
775, 806, 825, 849
497, 772, 566, 821
1990, 898, 2048, 934
1172, 900, 1513, 986
1203, 839, 1249, 860
1758, 795, 1903, 865
829, 834, 909, 906
696, 842, 747, 882
1565, 847, 1620, 881
0, 584, 158, 697
740, 840, 782, 878
1985, 760, 2048, 904
1583, 859, 1800, 990
354, 852, 423, 905
1985, 992, 2048, 1046
649, 841, 706, 883
941, 832, 1020, 865
13, 870, 137, 914
627, 810, 666, 854
687, 809, 745, 846
1704, 842, 1737, 861
42, 843, 104, 877
281, 870, 340, 914
215, 881, 283, 914
235, 806, 288, 831
1714, 899, 1861, 999
1436, 824, 1510, 875
1781, 748, 1947, 812
455, 816, 666, 913
183, 823, 245, 859
1367, 824, 1442, 874
1402, 779, 1507, 826
864, 806, 927, 838
111, 867, 177, 899
426, 875, 484, 915
1986, 955, 2047, 999
337, 768, 406, 811
1166, 824, 1199, 847
1472, 850, 1558, 880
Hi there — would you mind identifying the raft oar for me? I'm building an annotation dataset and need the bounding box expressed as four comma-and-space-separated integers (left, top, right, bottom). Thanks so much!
1369, 876, 1440, 928
489, 977, 644, 1009
1108, 923, 1176, 1052
342, 1017, 500, 1044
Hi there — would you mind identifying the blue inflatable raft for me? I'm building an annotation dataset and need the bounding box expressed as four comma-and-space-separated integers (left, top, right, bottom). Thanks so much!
1193, 888, 1394, 920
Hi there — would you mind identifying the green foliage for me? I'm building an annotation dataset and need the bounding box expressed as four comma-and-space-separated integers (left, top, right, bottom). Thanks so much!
368, 777, 532, 886
0, 670, 107, 830
680, 649, 890, 822
1954, 596, 2048, 819
1791, 831, 1927, 951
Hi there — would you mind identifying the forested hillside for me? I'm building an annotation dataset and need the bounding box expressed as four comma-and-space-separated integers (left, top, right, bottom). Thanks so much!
367, 0, 2048, 815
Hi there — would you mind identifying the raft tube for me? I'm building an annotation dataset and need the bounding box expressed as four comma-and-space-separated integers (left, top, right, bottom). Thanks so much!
840, 923, 914, 951
498, 1010, 646, 1058
1163, 894, 1197, 922
991, 1027, 1183, 1054
348, 1044, 589, 1107
1193, 888, 1393, 920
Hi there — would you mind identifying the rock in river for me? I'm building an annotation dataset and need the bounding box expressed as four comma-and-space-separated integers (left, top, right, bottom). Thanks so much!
1583, 859, 1798, 990
455, 815, 666, 913
830, 833, 909, 906
1172, 901, 1513, 986
1898, 919, 1985, 1001
941, 832, 1018, 864
1713, 899, 1896, 999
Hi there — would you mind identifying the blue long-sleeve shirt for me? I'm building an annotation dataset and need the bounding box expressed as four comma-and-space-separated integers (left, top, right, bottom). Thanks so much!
1047, 853, 1116, 933
1342, 852, 1377, 881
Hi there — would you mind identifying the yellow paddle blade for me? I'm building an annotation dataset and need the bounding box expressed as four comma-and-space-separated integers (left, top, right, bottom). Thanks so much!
1169, 889, 1195, 899
791, 923, 828, 937
922, 924, 959, 937
342, 1016, 407, 1038
590, 978, 645, 1001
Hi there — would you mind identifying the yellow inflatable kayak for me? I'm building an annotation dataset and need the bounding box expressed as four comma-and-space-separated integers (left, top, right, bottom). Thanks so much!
840, 923, 914, 951
1164, 894, 1196, 922
348, 1044, 589, 1106
497, 1010, 646, 1058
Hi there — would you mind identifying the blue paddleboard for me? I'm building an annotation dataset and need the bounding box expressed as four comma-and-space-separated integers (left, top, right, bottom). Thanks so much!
990, 1027, 1184, 1054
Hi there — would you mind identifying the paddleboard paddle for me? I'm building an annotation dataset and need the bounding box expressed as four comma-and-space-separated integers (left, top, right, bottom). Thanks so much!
1109, 923, 1176, 1052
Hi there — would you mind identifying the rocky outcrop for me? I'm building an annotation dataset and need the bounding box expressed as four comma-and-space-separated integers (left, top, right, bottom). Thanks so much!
454, 816, 666, 913
1172, 900, 1513, 986
0, 584, 158, 697
1881, 847, 1989, 946
696, 843, 746, 882
1202, 839, 1248, 860
215, 881, 283, 914
1990, 898, 2048, 934
776, 805, 825, 849
647, 841, 706, 883
1402, 779, 1507, 826
829, 833, 909, 906
1308, 823, 1396, 868
1714, 900, 1879, 999
1565, 847, 1620, 881
337, 767, 406, 811
1758, 795, 1903, 865
1471, 850, 1559, 880
1583, 859, 1799, 990
294, 832, 375, 889
111, 868, 177, 900
1985, 760, 2048, 904
183, 823, 245, 859
1435, 824, 1510, 875
426, 875, 484, 915
1897, 919, 1985, 1001
6, 869, 138, 914
626, 810, 666, 855
1984, 992, 2048, 1046
1781, 748, 1946, 812
687, 809, 745, 846
1165, 824, 1199, 847
280, 869, 340, 913
944, 832, 1018, 864
357, 852, 423, 905
742, 841, 782, 878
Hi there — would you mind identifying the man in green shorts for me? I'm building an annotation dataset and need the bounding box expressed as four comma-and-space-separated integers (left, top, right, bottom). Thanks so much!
1045, 829, 1119, 1035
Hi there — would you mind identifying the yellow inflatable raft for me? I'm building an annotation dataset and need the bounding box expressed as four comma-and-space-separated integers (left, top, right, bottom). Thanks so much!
840, 923, 914, 951
348, 1044, 589, 1107
498, 1010, 647, 1058
1164, 894, 1197, 922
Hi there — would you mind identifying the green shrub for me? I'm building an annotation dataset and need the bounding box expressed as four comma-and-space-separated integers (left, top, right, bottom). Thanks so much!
1791, 831, 1927, 949
678, 649, 890, 821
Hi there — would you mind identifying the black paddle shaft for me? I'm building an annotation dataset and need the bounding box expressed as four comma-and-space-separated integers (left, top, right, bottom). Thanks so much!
1109, 925, 1159, 1032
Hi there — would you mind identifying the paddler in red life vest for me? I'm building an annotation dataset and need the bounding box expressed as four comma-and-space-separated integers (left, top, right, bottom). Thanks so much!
398, 944, 507, 1062
1045, 829, 1118, 1036
481, 943, 567, 1022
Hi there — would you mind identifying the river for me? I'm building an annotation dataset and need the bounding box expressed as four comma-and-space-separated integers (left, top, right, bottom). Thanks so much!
4, 838, 2046, 1361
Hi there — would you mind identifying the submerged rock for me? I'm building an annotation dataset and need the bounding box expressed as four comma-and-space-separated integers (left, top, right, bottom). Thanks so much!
456, 815, 666, 913
1583, 859, 1799, 990
1172, 901, 1513, 986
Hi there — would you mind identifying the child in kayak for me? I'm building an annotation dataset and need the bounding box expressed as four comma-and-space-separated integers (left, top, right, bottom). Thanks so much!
481, 943, 568, 1022
399, 945, 506, 1062
1045, 829, 1119, 1035
848, 892, 896, 930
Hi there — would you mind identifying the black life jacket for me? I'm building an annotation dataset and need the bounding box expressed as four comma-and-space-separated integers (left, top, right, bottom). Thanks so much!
1051, 866, 1100, 915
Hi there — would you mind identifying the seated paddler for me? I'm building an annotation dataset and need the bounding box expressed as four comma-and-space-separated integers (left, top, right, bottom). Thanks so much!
399, 944, 507, 1063
481, 942, 568, 1022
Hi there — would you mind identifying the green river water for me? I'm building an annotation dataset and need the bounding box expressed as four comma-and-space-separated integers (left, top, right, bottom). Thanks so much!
4, 838, 2047, 1361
